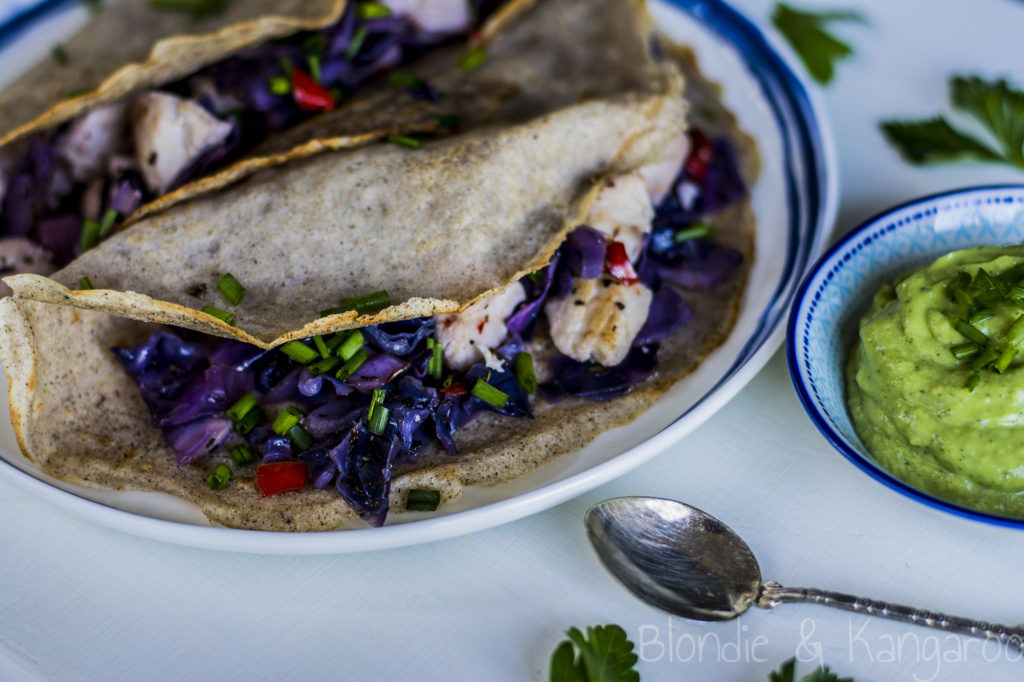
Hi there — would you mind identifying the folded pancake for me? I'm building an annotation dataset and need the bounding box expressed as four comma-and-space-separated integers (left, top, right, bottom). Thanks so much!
6, 77, 687, 346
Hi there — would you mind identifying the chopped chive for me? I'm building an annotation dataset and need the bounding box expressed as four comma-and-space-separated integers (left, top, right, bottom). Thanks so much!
994, 344, 1016, 374
201, 305, 236, 326
442, 375, 455, 388
1006, 286, 1024, 307
970, 344, 1000, 371
79, 276, 94, 290
674, 223, 712, 243
965, 370, 982, 391
205, 463, 231, 490
388, 135, 421, 149
975, 268, 1005, 295
389, 71, 424, 91
308, 355, 341, 376
98, 208, 118, 238
343, 290, 391, 316
406, 488, 441, 512
338, 330, 365, 360
229, 444, 255, 466
436, 114, 460, 130
969, 308, 992, 325
1008, 315, 1024, 348
303, 33, 326, 56
368, 405, 389, 435
271, 405, 303, 436
458, 46, 487, 71
234, 406, 263, 435
427, 339, 444, 380
216, 273, 246, 306
514, 352, 537, 394
356, 1, 392, 19
346, 25, 368, 59
319, 306, 347, 317
226, 392, 258, 422
287, 423, 314, 451
949, 283, 974, 313
528, 269, 544, 283
51, 44, 68, 66
369, 387, 386, 412
999, 263, 1024, 286
954, 319, 989, 346
268, 76, 291, 95
79, 218, 101, 252
336, 348, 369, 380
313, 335, 330, 359
471, 378, 509, 409
950, 342, 979, 360
279, 340, 319, 364
308, 55, 322, 83
974, 289, 1003, 308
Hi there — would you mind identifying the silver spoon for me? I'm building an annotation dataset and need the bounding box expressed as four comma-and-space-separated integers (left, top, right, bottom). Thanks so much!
585, 496, 1024, 652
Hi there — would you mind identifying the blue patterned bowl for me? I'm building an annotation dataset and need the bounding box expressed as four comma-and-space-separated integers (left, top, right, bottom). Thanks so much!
787, 185, 1024, 528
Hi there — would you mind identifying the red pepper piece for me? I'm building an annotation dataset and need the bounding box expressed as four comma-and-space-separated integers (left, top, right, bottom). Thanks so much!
684, 129, 713, 183
292, 67, 335, 112
441, 382, 468, 395
605, 241, 640, 286
256, 461, 309, 498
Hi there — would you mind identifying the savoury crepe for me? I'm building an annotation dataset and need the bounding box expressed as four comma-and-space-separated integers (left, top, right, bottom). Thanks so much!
7, 80, 687, 346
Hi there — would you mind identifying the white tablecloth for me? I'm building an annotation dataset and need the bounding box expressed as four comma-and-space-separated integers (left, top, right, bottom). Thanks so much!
2, 1, 1023, 680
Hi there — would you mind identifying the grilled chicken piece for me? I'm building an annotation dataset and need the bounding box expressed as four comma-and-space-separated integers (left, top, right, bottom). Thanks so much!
131, 92, 232, 195
435, 282, 526, 371
57, 103, 129, 182
382, 0, 472, 36
638, 130, 689, 204
544, 277, 653, 366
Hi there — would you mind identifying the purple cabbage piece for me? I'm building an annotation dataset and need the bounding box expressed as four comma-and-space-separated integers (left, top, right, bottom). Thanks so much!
297, 368, 354, 398
110, 175, 144, 215
632, 287, 693, 347
540, 345, 658, 403
347, 352, 410, 393
301, 446, 338, 489
361, 318, 435, 356
164, 417, 233, 466
113, 332, 209, 397
382, 377, 439, 454
260, 435, 293, 463
34, 214, 79, 263
647, 240, 743, 291
506, 251, 560, 337
151, 363, 252, 428
564, 225, 606, 280
304, 398, 362, 440
335, 424, 399, 526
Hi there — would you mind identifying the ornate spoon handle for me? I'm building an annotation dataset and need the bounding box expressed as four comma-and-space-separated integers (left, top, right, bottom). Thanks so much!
756, 581, 1024, 653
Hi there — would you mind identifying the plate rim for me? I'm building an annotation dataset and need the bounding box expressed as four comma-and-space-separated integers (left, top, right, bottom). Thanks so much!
787, 183, 1024, 531
0, 0, 839, 553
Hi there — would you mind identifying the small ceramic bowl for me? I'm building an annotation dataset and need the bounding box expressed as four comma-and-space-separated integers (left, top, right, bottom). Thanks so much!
787, 185, 1024, 528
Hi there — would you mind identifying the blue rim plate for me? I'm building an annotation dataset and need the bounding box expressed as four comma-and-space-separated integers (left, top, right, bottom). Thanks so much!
787, 184, 1024, 530
0, 0, 837, 552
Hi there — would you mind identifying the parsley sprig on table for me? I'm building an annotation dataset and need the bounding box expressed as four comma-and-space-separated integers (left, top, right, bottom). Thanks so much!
772, 3, 864, 85
548, 627, 853, 681
881, 75, 1024, 171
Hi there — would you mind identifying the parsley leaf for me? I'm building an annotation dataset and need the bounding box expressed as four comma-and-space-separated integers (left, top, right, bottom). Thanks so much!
769, 658, 854, 682
880, 75, 1024, 171
549, 625, 639, 682
772, 3, 863, 85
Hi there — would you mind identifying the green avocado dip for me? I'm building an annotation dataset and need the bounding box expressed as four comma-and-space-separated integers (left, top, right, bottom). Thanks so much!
846, 245, 1024, 518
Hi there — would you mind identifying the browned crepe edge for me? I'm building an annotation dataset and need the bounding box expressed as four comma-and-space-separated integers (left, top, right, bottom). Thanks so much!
0, 0, 348, 149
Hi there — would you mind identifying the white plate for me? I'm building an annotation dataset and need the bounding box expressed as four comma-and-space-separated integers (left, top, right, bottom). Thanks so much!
0, 0, 837, 553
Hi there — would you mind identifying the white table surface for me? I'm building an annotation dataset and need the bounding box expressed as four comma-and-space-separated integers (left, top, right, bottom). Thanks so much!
2, 1, 1024, 680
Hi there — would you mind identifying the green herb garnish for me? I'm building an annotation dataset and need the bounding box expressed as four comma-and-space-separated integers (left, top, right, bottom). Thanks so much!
673, 222, 712, 243
79, 218, 101, 252
338, 330, 365, 360
426, 338, 444, 380
356, 1, 392, 19
405, 489, 441, 511
881, 76, 1024, 171
458, 46, 487, 72
216, 272, 246, 306
147, 0, 230, 20
234, 406, 263, 435
768, 657, 853, 682
313, 335, 331, 359
51, 44, 68, 66
201, 305, 235, 326
308, 355, 341, 376
549, 625, 638, 682
226, 392, 258, 422
287, 423, 314, 451
514, 352, 537, 394
271, 405, 303, 436
279, 340, 319, 364
346, 25, 368, 59
388, 134, 421, 149
79, 276, 94, 290
308, 55, 323, 83
771, 3, 863, 85
344, 290, 391, 315
98, 208, 118, 238
268, 76, 291, 95
336, 348, 369, 380
367, 388, 388, 435
471, 378, 508, 410
205, 463, 231, 490
229, 444, 254, 466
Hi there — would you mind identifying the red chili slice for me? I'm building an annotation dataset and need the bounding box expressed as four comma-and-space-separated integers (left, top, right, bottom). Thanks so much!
684, 129, 713, 183
292, 68, 335, 112
605, 241, 640, 286
257, 461, 309, 498
441, 382, 468, 395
